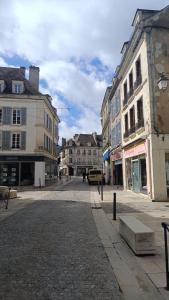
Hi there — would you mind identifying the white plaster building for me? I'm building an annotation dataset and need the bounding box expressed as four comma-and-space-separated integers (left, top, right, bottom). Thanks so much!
0, 66, 60, 187
59, 133, 102, 176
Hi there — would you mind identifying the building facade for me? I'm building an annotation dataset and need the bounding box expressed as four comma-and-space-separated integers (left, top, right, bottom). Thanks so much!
59, 133, 102, 176
101, 6, 169, 200
0, 66, 60, 187
109, 77, 123, 186
100, 87, 111, 184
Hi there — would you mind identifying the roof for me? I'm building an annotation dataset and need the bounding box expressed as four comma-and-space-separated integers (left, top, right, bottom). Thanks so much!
131, 9, 160, 27
0, 67, 42, 95
66, 133, 102, 147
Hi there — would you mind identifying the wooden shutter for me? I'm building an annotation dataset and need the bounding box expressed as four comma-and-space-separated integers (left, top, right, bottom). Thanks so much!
21, 131, 26, 150
2, 107, 12, 125
21, 108, 26, 125
2, 131, 11, 150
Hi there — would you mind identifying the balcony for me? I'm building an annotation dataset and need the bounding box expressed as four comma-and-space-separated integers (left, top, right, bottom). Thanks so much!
136, 118, 144, 130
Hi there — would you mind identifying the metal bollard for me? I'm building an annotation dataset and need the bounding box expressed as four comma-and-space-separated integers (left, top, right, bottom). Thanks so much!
101, 179, 103, 201
161, 222, 169, 290
113, 192, 116, 220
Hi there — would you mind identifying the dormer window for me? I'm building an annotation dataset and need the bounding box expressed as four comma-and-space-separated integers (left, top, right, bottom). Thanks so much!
12, 80, 24, 94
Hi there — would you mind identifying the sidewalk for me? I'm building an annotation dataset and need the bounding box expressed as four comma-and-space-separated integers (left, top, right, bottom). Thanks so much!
90, 185, 169, 300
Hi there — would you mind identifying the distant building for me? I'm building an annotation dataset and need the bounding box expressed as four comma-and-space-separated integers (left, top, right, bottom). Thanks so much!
0, 66, 60, 187
60, 133, 102, 176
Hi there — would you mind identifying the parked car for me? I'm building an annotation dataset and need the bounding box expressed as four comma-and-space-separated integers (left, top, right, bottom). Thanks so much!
87, 169, 105, 185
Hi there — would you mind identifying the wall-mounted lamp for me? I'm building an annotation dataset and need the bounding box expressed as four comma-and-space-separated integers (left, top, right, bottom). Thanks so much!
157, 73, 169, 91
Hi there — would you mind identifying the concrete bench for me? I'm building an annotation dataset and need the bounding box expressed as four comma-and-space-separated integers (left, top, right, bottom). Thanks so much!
119, 216, 156, 255
0, 186, 17, 199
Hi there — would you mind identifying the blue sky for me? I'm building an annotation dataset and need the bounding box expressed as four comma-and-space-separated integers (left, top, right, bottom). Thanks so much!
0, 0, 169, 140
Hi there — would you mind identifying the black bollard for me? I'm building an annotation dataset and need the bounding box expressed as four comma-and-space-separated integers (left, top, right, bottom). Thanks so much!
161, 222, 169, 290
101, 179, 103, 201
113, 192, 116, 220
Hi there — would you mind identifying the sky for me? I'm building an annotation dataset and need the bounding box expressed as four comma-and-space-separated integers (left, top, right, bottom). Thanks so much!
0, 0, 169, 142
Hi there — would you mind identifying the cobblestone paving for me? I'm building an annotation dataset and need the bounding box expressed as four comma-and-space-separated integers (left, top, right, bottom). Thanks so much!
0, 180, 123, 300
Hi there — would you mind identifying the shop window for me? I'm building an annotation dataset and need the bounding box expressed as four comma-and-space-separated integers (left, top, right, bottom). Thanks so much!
137, 98, 144, 129
12, 133, 20, 149
123, 81, 128, 105
129, 106, 135, 134
135, 57, 142, 88
129, 71, 133, 96
13, 109, 21, 125
124, 113, 129, 138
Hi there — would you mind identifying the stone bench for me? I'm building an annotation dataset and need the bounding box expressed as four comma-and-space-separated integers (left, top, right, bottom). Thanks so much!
119, 216, 156, 255
0, 186, 17, 199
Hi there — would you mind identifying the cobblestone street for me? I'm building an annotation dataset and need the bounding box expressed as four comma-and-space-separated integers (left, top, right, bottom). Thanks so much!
0, 178, 123, 300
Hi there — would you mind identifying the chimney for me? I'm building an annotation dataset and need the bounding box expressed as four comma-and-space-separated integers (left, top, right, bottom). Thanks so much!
29, 65, 40, 92
20, 66, 26, 77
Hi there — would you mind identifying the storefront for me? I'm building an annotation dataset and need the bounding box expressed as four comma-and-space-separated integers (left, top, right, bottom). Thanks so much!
124, 142, 147, 194
0, 155, 57, 187
111, 150, 123, 186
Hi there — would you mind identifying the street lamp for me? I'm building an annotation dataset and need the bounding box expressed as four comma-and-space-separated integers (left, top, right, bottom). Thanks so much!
157, 73, 169, 91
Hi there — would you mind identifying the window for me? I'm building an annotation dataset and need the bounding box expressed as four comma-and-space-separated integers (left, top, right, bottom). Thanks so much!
0, 109, 2, 123
69, 149, 72, 154
124, 113, 128, 138
83, 149, 86, 155
14, 84, 22, 94
77, 149, 80, 155
88, 149, 91, 155
13, 109, 21, 125
129, 106, 135, 134
137, 98, 144, 128
135, 57, 142, 87
93, 149, 96, 155
12, 133, 20, 149
129, 71, 133, 96
123, 81, 128, 105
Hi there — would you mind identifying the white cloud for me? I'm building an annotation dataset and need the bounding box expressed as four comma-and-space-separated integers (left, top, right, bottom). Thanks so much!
1, 0, 169, 140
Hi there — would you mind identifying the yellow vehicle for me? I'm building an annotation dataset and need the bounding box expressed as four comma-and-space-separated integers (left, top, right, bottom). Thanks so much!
87, 169, 105, 185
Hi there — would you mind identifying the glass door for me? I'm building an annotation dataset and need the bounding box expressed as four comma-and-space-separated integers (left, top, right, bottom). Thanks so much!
132, 160, 140, 192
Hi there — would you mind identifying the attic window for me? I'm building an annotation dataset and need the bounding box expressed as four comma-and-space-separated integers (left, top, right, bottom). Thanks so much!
12, 80, 24, 94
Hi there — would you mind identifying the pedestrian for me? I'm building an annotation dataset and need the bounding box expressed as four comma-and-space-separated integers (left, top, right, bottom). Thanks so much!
82, 172, 86, 182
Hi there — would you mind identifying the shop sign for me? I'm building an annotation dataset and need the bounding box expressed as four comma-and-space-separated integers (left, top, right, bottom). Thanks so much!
111, 152, 122, 161
124, 142, 146, 159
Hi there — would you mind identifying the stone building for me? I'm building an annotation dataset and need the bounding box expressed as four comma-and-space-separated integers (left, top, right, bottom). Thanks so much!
100, 87, 111, 184
59, 133, 102, 176
0, 66, 60, 187
101, 5, 169, 200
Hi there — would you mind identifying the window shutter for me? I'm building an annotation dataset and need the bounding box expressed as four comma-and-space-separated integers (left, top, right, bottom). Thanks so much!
2, 131, 11, 150
21, 108, 26, 125
2, 107, 12, 125
21, 131, 26, 150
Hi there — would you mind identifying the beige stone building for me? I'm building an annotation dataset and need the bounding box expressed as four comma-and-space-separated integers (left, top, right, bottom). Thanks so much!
59, 133, 102, 176
101, 6, 169, 200
0, 66, 60, 186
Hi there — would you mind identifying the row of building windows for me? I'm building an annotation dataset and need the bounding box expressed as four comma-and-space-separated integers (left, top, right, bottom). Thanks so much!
69, 149, 100, 155
124, 97, 144, 138
123, 57, 142, 106
0, 131, 26, 150
0, 107, 26, 125
0, 81, 24, 94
